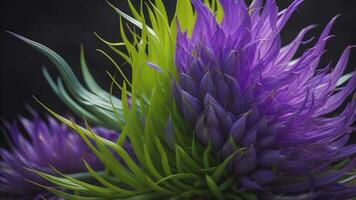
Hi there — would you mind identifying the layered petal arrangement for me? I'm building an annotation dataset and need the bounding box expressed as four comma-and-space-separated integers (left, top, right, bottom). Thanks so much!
0, 114, 118, 199
6, 0, 356, 199
173, 0, 356, 198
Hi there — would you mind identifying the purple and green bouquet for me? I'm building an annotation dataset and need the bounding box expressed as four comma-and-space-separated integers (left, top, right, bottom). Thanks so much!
2, 0, 356, 199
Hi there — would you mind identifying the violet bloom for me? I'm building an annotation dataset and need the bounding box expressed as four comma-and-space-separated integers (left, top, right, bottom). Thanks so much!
0, 114, 118, 200
174, 0, 356, 198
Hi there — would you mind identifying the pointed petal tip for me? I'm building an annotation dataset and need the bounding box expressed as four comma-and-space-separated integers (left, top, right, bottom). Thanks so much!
329, 14, 341, 25
6, 31, 30, 43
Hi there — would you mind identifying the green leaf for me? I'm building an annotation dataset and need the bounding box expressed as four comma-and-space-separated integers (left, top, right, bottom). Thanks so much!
203, 143, 212, 169
205, 175, 224, 200
83, 161, 138, 195
106, 0, 157, 38
9, 32, 124, 130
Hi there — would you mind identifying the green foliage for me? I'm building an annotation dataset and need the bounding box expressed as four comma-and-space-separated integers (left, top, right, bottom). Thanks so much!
11, 0, 258, 199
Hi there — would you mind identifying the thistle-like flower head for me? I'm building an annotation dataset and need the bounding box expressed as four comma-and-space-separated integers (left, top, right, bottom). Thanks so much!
8, 0, 356, 199
0, 114, 118, 199
174, 0, 356, 198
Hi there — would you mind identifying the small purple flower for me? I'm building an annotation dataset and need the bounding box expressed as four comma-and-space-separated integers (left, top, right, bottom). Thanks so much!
174, 0, 356, 198
0, 113, 118, 199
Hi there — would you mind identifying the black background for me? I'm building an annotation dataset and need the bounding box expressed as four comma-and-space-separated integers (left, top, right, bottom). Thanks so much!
1, 0, 356, 146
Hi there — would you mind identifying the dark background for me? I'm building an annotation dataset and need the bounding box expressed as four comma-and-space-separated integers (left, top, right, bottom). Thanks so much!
1, 0, 355, 145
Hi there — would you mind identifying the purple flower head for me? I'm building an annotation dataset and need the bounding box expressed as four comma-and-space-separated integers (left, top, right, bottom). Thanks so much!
174, 0, 356, 198
0, 113, 119, 199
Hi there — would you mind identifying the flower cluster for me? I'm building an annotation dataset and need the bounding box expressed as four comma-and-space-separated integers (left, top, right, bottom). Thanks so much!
173, 0, 356, 198
0, 114, 118, 199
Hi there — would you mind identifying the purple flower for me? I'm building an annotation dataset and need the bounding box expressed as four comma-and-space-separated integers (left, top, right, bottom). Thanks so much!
0, 113, 118, 199
174, 0, 356, 198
